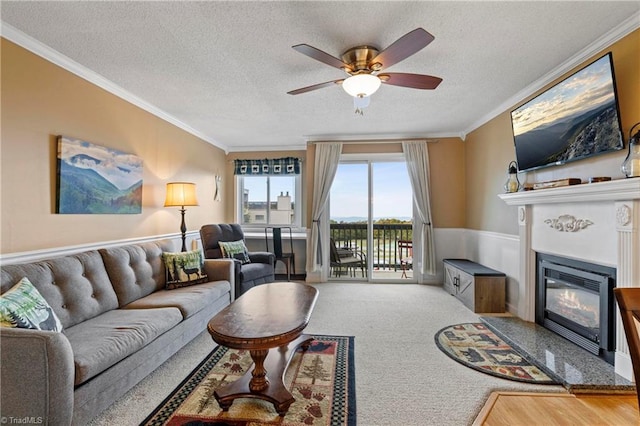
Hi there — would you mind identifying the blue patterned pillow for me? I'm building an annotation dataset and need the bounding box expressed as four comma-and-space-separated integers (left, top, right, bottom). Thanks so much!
0, 277, 63, 332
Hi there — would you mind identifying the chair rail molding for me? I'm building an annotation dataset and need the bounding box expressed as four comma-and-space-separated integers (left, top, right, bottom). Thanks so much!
0, 231, 199, 266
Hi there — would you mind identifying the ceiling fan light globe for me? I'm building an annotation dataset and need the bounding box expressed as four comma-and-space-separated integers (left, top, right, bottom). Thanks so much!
342, 74, 381, 97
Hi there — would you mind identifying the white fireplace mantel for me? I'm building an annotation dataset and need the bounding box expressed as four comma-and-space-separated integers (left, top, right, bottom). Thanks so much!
498, 178, 640, 205
498, 177, 640, 380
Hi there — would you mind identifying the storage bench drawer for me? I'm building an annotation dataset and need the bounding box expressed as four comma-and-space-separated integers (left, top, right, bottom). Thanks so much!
443, 259, 506, 313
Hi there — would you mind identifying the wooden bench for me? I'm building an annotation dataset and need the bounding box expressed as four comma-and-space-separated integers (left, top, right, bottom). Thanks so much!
443, 259, 506, 313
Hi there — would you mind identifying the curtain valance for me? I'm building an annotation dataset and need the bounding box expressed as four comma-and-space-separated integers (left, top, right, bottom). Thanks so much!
233, 157, 301, 175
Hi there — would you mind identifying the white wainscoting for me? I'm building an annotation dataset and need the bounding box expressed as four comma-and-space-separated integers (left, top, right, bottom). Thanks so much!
462, 229, 520, 314
409, 227, 519, 301
1, 228, 522, 316
429, 228, 468, 284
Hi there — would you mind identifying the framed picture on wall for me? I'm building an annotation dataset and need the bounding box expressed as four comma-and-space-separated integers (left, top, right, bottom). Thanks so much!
56, 135, 143, 214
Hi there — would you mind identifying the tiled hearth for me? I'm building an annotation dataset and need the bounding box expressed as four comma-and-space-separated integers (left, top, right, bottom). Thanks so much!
499, 178, 640, 381
481, 316, 634, 391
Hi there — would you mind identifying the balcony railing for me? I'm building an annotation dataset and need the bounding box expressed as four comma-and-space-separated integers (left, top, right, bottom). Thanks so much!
330, 223, 412, 271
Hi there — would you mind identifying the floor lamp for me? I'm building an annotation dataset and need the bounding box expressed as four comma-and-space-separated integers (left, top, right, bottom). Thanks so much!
164, 182, 199, 252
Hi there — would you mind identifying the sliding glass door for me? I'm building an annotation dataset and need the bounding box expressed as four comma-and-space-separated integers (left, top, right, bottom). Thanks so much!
329, 155, 414, 282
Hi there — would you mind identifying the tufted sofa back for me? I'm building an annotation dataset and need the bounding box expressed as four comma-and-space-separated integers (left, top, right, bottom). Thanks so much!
0, 239, 178, 328
99, 239, 175, 307
1, 251, 119, 329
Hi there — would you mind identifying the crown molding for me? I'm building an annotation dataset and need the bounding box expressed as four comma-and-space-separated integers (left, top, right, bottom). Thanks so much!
303, 131, 460, 143
227, 144, 308, 153
1, 22, 229, 154
464, 11, 640, 137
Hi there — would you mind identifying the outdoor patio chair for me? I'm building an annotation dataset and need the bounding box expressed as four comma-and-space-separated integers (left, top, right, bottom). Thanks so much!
397, 240, 413, 278
329, 238, 367, 278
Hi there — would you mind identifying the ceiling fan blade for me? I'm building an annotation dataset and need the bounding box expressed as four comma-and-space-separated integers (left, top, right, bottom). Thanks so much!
287, 79, 344, 95
369, 28, 435, 70
292, 44, 352, 71
379, 73, 442, 90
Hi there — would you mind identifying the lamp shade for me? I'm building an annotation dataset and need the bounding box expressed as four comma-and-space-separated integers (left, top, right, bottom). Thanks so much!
164, 182, 199, 207
342, 74, 381, 97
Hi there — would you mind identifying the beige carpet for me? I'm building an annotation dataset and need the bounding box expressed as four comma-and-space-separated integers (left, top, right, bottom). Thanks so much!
88, 283, 564, 426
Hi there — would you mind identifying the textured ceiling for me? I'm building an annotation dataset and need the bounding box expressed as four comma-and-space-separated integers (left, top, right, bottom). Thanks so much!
2, 1, 639, 152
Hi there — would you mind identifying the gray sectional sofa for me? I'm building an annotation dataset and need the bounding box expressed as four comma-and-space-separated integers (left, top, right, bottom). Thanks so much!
0, 239, 234, 425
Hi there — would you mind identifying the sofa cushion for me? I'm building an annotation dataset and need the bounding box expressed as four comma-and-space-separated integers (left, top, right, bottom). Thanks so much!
64, 307, 182, 385
99, 239, 175, 307
0, 277, 63, 332
162, 250, 208, 289
219, 240, 251, 264
123, 280, 230, 318
1, 251, 119, 329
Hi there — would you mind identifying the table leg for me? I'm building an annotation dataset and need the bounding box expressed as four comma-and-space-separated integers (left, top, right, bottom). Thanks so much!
249, 349, 269, 392
213, 334, 314, 416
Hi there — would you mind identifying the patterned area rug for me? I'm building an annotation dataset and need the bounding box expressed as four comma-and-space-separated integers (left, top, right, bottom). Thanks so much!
435, 323, 560, 384
142, 335, 355, 426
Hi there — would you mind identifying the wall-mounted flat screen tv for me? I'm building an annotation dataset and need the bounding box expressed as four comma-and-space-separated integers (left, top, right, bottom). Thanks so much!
511, 53, 624, 172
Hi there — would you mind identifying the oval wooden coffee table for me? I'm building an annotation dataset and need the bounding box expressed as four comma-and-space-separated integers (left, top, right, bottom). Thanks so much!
207, 282, 318, 416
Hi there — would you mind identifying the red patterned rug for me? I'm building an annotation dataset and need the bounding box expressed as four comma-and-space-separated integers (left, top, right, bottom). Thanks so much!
141, 335, 355, 426
435, 323, 560, 384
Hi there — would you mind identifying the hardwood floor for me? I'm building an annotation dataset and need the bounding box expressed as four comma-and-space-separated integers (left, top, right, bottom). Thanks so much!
473, 391, 639, 425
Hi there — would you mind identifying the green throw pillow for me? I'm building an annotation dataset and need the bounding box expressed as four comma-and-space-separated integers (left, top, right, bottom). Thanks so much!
0, 277, 63, 332
163, 250, 209, 290
219, 240, 251, 264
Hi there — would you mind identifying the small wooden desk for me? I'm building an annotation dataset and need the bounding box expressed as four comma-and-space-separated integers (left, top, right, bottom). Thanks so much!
207, 282, 318, 416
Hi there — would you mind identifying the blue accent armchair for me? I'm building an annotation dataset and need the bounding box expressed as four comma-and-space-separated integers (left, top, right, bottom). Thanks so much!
200, 224, 275, 298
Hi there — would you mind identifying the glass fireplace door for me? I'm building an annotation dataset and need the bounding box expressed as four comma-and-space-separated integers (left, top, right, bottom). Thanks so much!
545, 278, 600, 335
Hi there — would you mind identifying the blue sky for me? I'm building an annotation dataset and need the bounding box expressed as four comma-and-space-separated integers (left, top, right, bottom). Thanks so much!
330, 162, 413, 219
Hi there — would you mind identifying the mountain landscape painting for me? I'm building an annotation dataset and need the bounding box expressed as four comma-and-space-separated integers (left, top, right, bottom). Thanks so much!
56, 136, 143, 214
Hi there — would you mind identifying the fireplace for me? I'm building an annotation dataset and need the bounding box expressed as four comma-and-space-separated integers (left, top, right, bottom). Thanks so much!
498, 178, 639, 379
536, 253, 616, 364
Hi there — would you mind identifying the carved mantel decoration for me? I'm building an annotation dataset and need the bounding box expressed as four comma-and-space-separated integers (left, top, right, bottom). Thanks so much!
544, 214, 593, 232
616, 204, 632, 227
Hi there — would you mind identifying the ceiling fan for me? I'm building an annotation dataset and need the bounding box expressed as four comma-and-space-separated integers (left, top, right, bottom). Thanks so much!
287, 28, 442, 114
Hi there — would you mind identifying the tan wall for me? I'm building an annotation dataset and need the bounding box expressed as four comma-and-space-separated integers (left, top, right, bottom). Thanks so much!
0, 39, 227, 254
465, 29, 640, 235
305, 139, 465, 228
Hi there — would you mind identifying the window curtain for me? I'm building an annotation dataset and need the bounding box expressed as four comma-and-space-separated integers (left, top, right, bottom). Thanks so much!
306, 143, 342, 280
402, 141, 436, 276
234, 157, 301, 175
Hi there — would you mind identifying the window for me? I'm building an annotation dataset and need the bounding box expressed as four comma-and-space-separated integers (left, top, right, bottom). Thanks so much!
238, 175, 300, 226
234, 157, 302, 228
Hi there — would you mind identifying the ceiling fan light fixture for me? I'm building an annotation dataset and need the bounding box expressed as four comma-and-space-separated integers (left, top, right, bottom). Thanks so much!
354, 93, 370, 106
342, 74, 381, 97
353, 94, 370, 115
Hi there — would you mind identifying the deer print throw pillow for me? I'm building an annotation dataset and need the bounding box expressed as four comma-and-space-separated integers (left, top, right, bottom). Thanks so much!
0, 277, 63, 332
219, 240, 251, 264
162, 250, 209, 290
